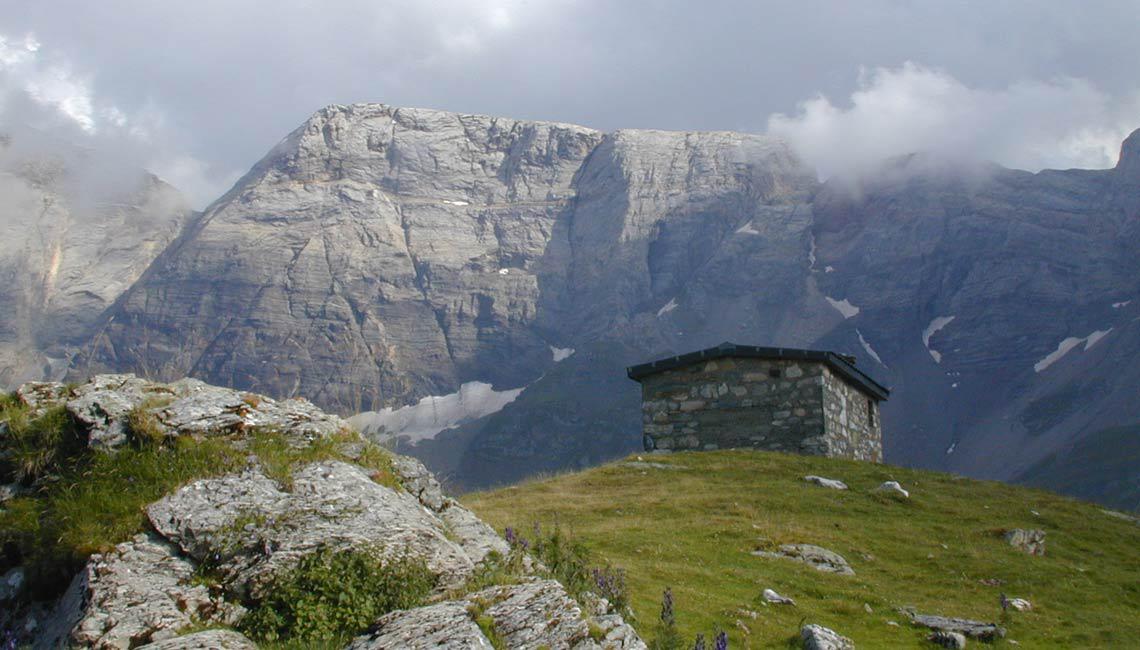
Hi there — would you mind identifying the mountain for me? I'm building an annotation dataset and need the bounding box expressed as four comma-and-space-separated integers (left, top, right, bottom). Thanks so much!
0, 132, 192, 388
70, 105, 1140, 507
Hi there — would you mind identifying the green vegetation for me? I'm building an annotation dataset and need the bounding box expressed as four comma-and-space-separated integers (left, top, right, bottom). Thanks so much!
240, 546, 434, 645
502, 522, 630, 613
464, 450, 1140, 648
0, 396, 400, 600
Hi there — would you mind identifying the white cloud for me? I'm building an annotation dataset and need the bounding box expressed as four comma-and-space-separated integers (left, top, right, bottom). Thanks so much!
769, 62, 1140, 178
0, 31, 239, 207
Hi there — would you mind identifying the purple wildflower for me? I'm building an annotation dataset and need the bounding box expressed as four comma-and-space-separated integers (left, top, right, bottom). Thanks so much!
714, 630, 728, 650
693, 633, 706, 650
505, 526, 517, 546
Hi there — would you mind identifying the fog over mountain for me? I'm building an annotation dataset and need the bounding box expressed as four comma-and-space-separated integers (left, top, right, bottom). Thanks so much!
3, 2, 1139, 206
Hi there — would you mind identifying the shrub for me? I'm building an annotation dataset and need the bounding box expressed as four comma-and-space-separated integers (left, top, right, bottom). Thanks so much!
240, 546, 435, 644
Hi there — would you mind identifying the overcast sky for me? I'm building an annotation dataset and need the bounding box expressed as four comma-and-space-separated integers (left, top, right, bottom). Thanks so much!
3, 1, 1139, 206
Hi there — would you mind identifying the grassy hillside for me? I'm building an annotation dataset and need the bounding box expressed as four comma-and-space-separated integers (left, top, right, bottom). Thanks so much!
464, 450, 1140, 648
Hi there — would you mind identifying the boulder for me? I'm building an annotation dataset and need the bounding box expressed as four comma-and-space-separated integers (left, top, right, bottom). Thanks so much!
908, 613, 1005, 640
1003, 528, 1046, 555
762, 588, 795, 605
801, 624, 854, 650
873, 481, 909, 499
803, 475, 848, 490
752, 544, 855, 575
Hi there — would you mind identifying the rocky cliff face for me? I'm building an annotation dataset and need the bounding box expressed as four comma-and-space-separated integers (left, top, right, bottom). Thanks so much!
69, 105, 1140, 508
0, 137, 191, 389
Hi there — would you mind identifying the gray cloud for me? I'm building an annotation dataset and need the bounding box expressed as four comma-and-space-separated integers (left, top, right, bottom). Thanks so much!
2, 1, 1139, 206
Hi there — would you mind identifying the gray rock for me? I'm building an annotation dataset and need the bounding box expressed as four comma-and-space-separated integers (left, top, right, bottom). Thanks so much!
1003, 528, 1045, 555
66, 374, 156, 449
752, 544, 855, 575
0, 482, 25, 503
15, 382, 70, 414
0, 566, 25, 602
762, 588, 795, 605
347, 601, 492, 649
137, 630, 258, 650
872, 481, 909, 498
801, 624, 854, 650
147, 460, 481, 597
803, 475, 848, 490
391, 455, 447, 511
349, 579, 645, 650
67, 533, 243, 650
437, 497, 511, 566
927, 631, 967, 649
908, 613, 1005, 640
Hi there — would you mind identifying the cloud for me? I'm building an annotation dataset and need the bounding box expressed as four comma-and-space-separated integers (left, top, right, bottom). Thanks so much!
768, 62, 1140, 179
0, 31, 239, 208
2, 2, 1139, 208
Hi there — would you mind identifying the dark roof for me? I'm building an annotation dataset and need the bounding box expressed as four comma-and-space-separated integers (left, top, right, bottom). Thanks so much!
626, 342, 890, 401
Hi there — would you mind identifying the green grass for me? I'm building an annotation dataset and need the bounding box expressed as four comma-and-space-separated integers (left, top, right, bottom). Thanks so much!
463, 450, 1140, 648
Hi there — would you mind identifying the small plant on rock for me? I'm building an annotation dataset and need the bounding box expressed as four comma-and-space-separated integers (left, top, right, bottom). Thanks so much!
239, 545, 435, 645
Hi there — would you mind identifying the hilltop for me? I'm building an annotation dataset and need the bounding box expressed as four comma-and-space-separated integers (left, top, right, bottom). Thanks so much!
464, 450, 1140, 648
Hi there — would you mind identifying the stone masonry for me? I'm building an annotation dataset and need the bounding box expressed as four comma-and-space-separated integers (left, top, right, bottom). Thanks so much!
628, 345, 887, 461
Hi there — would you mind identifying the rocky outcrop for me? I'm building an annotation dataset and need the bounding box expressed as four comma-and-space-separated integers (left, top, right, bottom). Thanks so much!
907, 613, 1005, 641
3, 376, 640, 649
1003, 528, 1046, 555
0, 137, 190, 389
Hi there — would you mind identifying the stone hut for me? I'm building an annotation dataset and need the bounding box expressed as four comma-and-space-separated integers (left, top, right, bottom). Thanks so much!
627, 342, 890, 461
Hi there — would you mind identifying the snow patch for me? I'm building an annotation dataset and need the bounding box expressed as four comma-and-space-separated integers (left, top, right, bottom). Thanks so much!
808, 233, 817, 269
824, 265, 835, 273
1033, 329, 1113, 372
443, 199, 470, 206
856, 329, 884, 366
349, 381, 524, 443
735, 221, 761, 235
550, 346, 575, 362
922, 315, 956, 363
498, 268, 510, 275
1034, 337, 1083, 372
945, 442, 956, 455
657, 298, 678, 317
1112, 300, 1131, 309
825, 296, 860, 319
1083, 328, 1112, 350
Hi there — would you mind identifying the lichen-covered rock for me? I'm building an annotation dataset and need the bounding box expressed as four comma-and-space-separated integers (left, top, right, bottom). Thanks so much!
1003, 528, 1045, 555
137, 630, 258, 650
752, 544, 855, 575
908, 613, 1005, 640
390, 455, 446, 511
147, 461, 479, 597
66, 534, 243, 649
65, 374, 156, 449
350, 579, 645, 650
801, 624, 854, 650
15, 382, 71, 415
347, 601, 492, 649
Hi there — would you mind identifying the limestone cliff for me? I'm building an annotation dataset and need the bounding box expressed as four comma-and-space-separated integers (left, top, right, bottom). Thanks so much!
68, 107, 1140, 508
